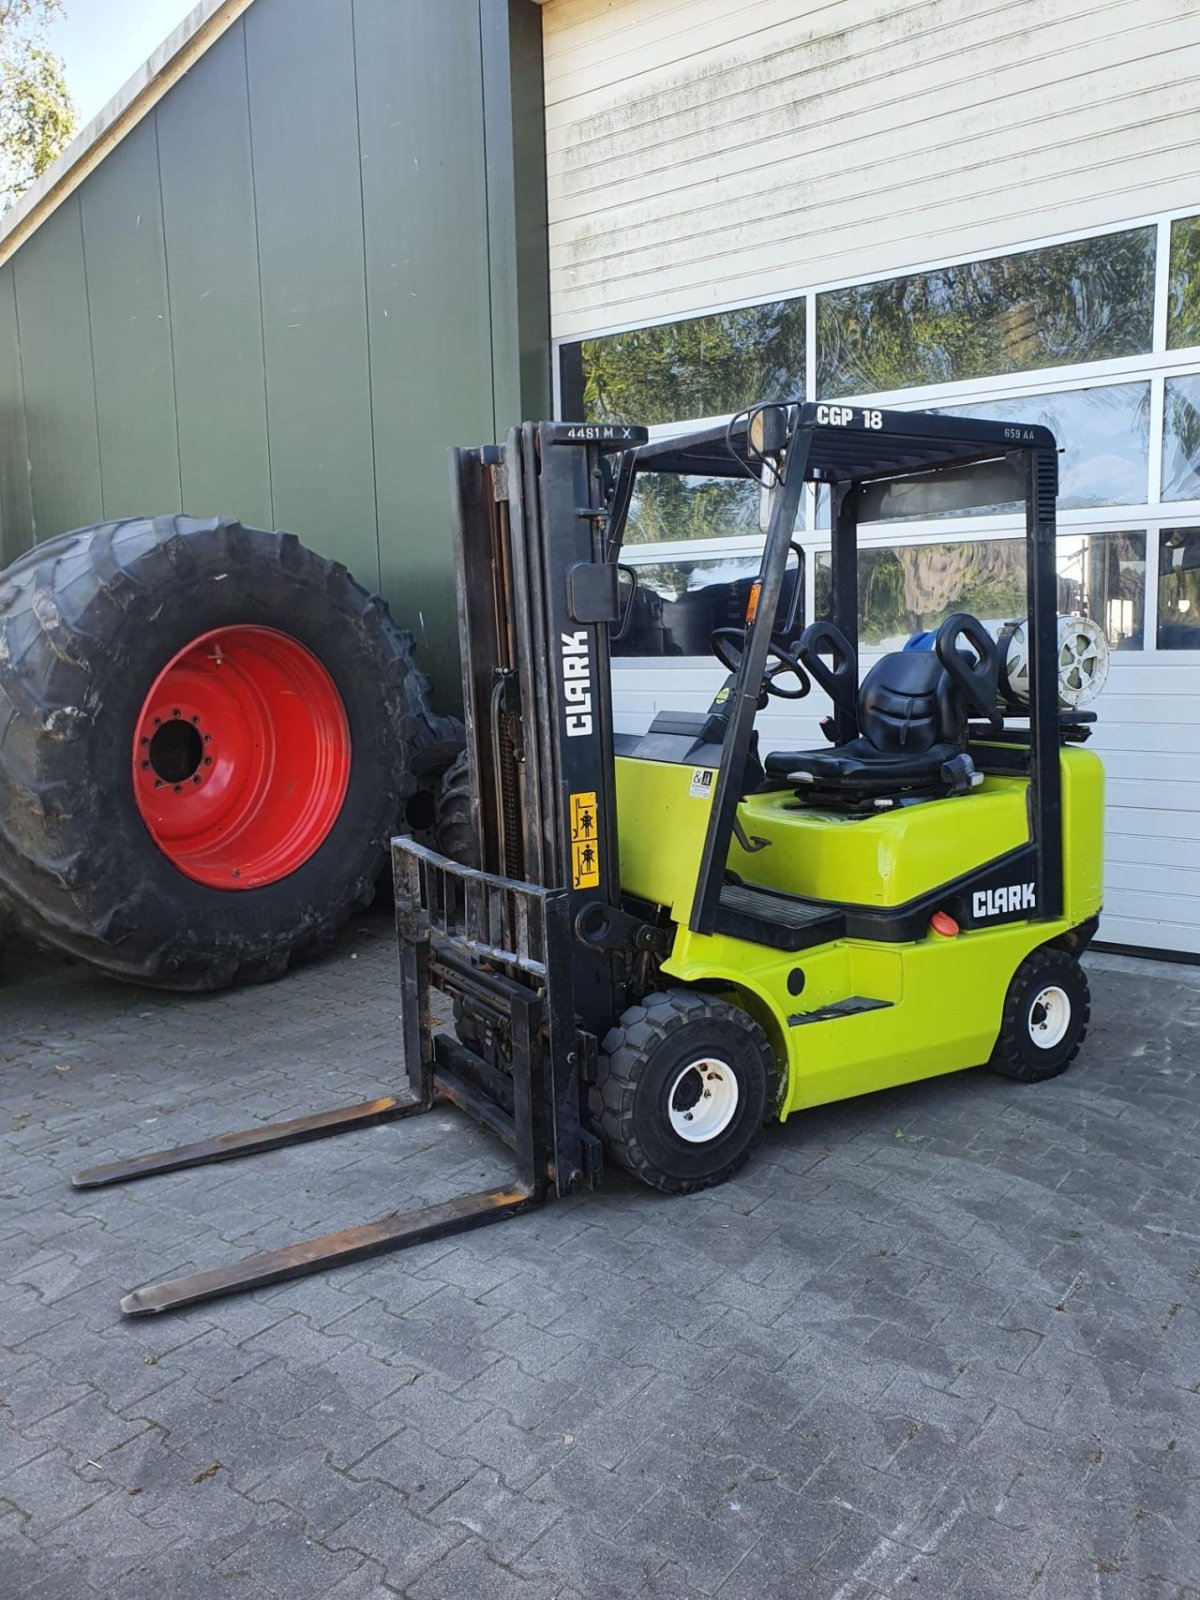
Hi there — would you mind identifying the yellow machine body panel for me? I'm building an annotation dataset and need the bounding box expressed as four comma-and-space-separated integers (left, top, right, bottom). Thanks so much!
731, 782, 1030, 905
615, 748, 1104, 1118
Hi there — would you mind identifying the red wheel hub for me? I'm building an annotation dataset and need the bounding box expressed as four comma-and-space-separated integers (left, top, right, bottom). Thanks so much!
133, 625, 351, 889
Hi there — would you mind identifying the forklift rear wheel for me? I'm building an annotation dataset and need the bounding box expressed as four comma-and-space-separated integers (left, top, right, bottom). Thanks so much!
989, 947, 1090, 1083
592, 990, 778, 1193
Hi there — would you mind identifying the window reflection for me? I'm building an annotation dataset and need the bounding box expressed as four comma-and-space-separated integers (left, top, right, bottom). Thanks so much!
567, 300, 805, 427
614, 553, 800, 658
1159, 528, 1200, 649
624, 473, 761, 546
815, 541, 1026, 647
1162, 374, 1200, 500
817, 229, 1155, 396
944, 384, 1149, 509
1056, 532, 1145, 649
814, 531, 1144, 650
1168, 215, 1200, 350
814, 385, 1150, 526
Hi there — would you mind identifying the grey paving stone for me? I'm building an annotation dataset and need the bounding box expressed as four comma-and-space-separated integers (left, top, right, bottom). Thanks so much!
3, 935, 1198, 1599
407, 1535, 564, 1600
324, 1487, 459, 1589
217, 1513, 368, 1600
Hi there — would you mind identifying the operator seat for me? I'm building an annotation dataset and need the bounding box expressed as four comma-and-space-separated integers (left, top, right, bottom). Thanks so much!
764, 614, 1000, 801
763, 651, 966, 793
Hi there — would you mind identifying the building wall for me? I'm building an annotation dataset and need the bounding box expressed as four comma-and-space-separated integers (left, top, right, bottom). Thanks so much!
543, 0, 1200, 338
543, 0, 1200, 958
0, 0, 550, 705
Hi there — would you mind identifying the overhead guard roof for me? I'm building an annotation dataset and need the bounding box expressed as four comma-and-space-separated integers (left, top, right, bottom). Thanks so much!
630, 401, 1057, 483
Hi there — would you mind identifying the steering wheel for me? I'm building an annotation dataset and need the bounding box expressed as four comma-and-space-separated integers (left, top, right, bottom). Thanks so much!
710, 626, 811, 700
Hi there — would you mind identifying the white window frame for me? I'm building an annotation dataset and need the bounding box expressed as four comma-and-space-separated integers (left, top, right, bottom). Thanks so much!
560, 205, 1200, 661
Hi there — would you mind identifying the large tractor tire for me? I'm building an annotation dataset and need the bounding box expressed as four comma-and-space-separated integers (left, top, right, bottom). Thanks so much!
0, 516, 457, 991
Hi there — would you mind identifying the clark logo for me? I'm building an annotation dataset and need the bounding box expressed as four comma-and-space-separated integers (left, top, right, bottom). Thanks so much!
561, 631, 593, 737
973, 882, 1036, 919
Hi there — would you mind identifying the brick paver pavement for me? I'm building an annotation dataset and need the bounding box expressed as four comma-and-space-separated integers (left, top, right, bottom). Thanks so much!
1, 917, 1198, 1599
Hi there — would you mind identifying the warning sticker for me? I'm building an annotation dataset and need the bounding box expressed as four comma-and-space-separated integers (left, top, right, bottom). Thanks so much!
689, 768, 715, 800
569, 790, 600, 889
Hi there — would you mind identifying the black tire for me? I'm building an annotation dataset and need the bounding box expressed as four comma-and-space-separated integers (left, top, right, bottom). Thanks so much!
435, 750, 478, 867
989, 946, 1090, 1083
0, 515, 452, 991
590, 989, 779, 1193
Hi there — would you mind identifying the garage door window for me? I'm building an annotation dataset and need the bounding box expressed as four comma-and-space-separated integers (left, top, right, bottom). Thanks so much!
624, 473, 761, 546
614, 553, 801, 659
564, 300, 806, 427
1159, 529, 1200, 649
1162, 375, 1200, 501
817, 229, 1156, 397
814, 531, 1144, 650
1168, 214, 1200, 350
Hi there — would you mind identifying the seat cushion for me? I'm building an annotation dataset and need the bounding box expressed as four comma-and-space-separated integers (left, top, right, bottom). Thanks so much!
858, 651, 964, 754
764, 737, 961, 788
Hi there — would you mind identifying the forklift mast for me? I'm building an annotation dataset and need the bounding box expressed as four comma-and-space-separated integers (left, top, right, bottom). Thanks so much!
449, 422, 649, 1037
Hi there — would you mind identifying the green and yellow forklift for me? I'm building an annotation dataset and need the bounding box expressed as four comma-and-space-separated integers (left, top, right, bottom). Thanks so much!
78, 401, 1104, 1314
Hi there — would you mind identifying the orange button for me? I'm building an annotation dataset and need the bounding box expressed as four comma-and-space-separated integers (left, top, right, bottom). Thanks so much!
930, 911, 960, 937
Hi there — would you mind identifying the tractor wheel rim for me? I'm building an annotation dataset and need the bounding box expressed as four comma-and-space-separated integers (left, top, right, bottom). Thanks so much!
1028, 985, 1071, 1049
667, 1057, 739, 1143
132, 624, 351, 890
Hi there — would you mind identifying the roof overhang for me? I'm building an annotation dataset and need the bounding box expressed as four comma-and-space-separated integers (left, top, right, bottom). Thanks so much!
0, 0, 255, 269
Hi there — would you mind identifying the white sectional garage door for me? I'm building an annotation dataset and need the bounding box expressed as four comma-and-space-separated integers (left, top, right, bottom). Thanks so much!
541, 0, 1200, 956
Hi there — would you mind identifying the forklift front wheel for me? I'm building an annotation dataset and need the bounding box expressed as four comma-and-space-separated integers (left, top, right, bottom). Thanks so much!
592, 990, 779, 1194
989, 947, 1090, 1083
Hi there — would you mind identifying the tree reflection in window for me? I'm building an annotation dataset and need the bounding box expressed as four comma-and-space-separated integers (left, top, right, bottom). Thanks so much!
944, 384, 1150, 509
817, 229, 1155, 397
1168, 215, 1200, 350
567, 301, 805, 427
623, 472, 761, 546
815, 533, 1144, 649
1162, 374, 1200, 500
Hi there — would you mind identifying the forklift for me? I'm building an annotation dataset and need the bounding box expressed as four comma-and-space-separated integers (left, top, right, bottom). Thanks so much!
76, 401, 1104, 1314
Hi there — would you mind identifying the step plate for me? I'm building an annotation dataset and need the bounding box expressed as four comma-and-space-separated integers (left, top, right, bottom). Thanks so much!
715, 883, 846, 952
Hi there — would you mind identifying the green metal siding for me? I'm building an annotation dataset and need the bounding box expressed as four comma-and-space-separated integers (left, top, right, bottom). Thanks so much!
156, 20, 273, 530
0, 0, 548, 706
0, 267, 33, 562
354, 0, 495, 640
80, 116, 182, 521
13, 199, 103, 542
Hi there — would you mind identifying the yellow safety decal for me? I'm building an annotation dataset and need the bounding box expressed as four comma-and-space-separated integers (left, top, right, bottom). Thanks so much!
569, 790, 600, 889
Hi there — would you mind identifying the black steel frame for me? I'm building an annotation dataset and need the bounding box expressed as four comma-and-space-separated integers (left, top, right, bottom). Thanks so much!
72, 843, 582, 1315
619, 401, 1064, 936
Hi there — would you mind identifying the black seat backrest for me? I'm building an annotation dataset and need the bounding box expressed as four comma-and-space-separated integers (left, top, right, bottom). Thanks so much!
857, 652, 964, 754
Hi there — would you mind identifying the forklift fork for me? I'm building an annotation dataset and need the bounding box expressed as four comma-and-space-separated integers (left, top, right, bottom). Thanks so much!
73, 841, 591, 1316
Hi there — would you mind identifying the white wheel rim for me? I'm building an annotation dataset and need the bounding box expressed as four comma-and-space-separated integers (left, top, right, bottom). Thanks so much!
667, 1057, 739, 1143
1028, 985, 1071, 1049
